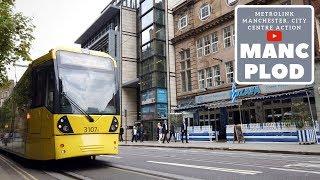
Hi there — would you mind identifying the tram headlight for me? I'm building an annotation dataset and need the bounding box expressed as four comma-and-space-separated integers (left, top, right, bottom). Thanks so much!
109, 116, 119, 132
57, 116, 74, 134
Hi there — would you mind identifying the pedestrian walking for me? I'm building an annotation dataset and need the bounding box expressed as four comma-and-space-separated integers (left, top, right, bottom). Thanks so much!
119, 126, 124, 142
131, 125, 138, 142
139, 124, 145, 142
157, 123, 163, 143
162, 120, 168, 143
181, 119, 188, 143
168, 124, 176, 143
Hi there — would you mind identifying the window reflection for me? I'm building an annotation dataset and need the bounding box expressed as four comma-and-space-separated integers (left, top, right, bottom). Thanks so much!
141, 0, 153, 15
141, 10, 153, 30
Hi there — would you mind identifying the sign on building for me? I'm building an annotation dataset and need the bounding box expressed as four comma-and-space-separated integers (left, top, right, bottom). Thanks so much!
235, 5, 314, 85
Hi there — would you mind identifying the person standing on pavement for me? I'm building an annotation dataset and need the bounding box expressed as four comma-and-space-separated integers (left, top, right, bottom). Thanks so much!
157, 123, 163, 143
181, 119, 188, 143
119, 126, 124, 142
162, 120, 168, 143
139, 124, 145, 142
168, 124, 176, 143
131, 125, 138, 142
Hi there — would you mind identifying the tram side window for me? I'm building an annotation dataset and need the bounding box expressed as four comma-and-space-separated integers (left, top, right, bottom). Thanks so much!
46, 70, 55, 111
32, 70, 47, 107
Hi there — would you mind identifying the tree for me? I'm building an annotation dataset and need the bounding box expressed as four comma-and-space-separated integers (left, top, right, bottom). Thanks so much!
0, 0, 34, 86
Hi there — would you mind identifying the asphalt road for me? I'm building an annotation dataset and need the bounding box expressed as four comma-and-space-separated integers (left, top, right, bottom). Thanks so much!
1, 146, 320, 180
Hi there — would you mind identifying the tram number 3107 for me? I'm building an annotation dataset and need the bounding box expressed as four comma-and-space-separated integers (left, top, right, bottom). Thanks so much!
84, 127, 99, 133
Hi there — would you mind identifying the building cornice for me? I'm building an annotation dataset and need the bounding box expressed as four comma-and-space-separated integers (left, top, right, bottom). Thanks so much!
171, 0, 271, 44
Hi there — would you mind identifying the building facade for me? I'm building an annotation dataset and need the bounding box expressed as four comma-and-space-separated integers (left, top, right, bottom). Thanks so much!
75, 0, 178, 140
312, 0, 320, 120
172, 0, 319, 142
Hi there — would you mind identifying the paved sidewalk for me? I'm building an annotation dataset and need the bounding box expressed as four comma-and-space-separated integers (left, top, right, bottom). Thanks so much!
120, 141, 320, 155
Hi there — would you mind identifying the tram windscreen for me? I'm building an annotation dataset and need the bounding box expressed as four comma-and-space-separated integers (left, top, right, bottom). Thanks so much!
57, 51, 119, 115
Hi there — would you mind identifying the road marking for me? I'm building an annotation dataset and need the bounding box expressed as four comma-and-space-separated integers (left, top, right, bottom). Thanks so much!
147, 161, 262, 175
42, 171, 75, 180
309, 161, 320, 164
109, 163, 201, 180
269, 167, 320, 175
0, 155, 38, 180
63, 171, 94, 180
100, 155, 122, 159
285, 163, 320, 168
123, 146, 320, 160
123, 152, 275, 169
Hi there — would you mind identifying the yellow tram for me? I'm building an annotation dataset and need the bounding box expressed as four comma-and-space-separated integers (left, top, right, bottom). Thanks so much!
0, 47, 120, 160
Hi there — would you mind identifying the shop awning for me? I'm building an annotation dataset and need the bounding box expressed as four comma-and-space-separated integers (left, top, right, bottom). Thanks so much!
174, 104, 206, 112
242, 89, 313, 101
207, 99, 242, 109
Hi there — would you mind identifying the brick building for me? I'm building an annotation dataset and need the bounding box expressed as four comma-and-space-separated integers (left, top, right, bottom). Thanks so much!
311, 0, 320, 119
172, 0, 318, 142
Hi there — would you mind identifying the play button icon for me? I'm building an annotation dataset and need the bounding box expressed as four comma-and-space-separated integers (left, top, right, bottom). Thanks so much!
267, 31, 282, 42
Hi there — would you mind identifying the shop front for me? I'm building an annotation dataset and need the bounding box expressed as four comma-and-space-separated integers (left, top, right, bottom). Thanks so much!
176, 85, 318, 143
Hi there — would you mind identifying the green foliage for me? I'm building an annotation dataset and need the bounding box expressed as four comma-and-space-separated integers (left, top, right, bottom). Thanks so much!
0, 0, 34, 86
283, 101, 313, 129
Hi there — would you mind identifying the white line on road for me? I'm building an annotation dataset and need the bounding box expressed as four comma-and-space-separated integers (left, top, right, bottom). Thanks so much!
42, 171, 75, 180
309, 161, 320, 164
100, 155, 122, 159
269, 167, 320, 175
285, 163, 320, 168
147, 161, 262, 175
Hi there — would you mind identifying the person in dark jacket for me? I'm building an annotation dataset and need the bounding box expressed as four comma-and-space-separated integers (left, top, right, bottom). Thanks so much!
119, 126, 124, 142
139, 124, 145, 142
181, 119, 188, 143
168, 124, 176, 143
162, 120, 168, 143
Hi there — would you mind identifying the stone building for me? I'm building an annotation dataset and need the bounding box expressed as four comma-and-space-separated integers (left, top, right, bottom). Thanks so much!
172, 0, 318, 142
75, 0, 179, 140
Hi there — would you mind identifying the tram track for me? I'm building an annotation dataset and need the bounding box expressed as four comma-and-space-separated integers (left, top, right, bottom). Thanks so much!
0, 151, 172, 180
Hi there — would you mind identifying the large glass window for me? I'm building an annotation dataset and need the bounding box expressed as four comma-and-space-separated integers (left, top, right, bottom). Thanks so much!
225, 61, 234, 83
141, 0, 153, 15
178, 15, 188, 29
198, 69, 205, 89
155, 0, 164, 9
155, 26, 165, 40
213, 65, 221, 86
204, 35, 211, 55
199, 4, 211, 20
142, 26, 154, 45
141, 57, 166, 75
141, 41, 165, 60
206, 67, 213, 87
142, 42, 152, 59
155, 9, 165, 25
196, 38, 204, 57
57, 51, 118, 115
155, 57, 166, 71
141, 10, 153, 30
211, 31, 218, 53
155, 41, 165, 56
223, 26, 232, 48
140, 72, 167, 91
180, 49, 192, 92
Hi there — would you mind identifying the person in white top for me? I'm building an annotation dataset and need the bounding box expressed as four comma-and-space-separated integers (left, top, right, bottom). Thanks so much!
131, 125, 138, 142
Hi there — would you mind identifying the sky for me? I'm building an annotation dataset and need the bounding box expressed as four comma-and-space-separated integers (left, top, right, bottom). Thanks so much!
7, 0, 111, 81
